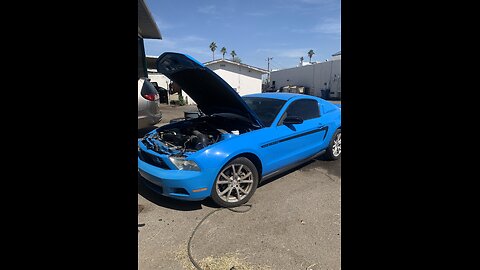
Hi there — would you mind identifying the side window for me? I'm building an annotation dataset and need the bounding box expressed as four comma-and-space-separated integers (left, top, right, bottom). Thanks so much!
279, 99, 320, 125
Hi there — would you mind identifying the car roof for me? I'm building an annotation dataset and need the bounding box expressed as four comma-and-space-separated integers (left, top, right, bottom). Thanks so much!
243, 92, 320, 101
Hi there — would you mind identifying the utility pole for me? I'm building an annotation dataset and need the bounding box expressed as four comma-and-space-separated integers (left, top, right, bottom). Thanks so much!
266, 57, 273, 86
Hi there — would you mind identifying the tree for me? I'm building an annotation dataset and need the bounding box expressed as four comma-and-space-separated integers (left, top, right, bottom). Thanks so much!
230, 50, 237, 60
209, 42, 217, 60
307, 50, 315, 63
220, 47, 227, 59
300, 56, 304, 66
232, 57, 242, 63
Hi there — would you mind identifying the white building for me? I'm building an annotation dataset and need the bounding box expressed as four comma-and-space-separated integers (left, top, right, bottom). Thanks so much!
145, 57, 267, 104
270, 52, 341, 100
204, 59, 268, 96
331, 51, 341, 61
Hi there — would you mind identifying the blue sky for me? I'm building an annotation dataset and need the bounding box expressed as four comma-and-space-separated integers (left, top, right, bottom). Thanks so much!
144, 0, 340, 70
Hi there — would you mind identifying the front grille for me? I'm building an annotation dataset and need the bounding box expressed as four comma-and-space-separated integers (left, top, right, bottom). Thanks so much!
139, 150, 170, 170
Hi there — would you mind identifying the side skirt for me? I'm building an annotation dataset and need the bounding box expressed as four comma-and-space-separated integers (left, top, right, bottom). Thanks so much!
260, 150, 326, 182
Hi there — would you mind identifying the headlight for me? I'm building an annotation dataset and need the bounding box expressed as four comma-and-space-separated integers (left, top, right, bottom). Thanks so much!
169, 156, 201, 171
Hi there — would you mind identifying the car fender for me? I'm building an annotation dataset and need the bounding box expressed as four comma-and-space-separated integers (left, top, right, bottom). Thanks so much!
190, 134, 263, 178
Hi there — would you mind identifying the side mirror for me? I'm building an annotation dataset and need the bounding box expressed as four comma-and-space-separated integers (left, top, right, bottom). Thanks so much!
283, 116, 303, 125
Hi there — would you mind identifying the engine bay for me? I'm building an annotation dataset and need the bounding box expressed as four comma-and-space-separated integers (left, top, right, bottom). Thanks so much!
142, 115, 256, 154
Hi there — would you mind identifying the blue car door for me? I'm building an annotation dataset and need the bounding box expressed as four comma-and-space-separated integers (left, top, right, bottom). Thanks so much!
260, 98, 328, 173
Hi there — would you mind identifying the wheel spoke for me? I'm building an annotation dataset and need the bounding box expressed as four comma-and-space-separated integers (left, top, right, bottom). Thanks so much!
217, 180, 229, 184
226, 188, 233, 201
240, 179, 253, 183
231, 165, 236, 175
219, 186, 231, 196
220, 172, 230, 180
235, 187, 241, 200
238, 165, 244, 174
238, 186, 248, 195
240, 172, 252, 180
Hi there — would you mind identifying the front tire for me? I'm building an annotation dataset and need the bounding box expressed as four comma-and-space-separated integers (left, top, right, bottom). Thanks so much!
211, 157, 259, 208
325, 129, 341, 160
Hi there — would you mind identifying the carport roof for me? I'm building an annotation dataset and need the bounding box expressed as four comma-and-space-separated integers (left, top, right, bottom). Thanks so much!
204, 59, 268, 74
138, 0, 161, 39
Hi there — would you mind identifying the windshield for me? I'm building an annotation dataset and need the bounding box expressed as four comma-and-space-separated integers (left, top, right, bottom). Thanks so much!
242, 97, 286, 127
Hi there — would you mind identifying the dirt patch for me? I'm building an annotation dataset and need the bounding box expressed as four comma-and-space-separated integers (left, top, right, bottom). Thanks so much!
172, 244, 270, 270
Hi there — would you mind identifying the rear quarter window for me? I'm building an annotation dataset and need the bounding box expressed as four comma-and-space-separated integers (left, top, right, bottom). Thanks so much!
321, 101, 339, 114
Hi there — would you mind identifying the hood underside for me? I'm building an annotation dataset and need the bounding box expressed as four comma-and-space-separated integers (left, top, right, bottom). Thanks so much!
156, 52, 263, 127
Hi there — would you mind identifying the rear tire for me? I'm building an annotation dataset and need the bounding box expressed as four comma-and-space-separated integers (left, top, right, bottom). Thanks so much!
211, 157, 259, 208
324, 129, 341, 160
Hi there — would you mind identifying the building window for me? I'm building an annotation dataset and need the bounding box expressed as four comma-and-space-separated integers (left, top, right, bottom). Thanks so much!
220, 64, 226, 67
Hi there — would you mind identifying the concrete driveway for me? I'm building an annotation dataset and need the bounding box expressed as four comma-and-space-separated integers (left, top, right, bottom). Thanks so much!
138, 104, 340, 270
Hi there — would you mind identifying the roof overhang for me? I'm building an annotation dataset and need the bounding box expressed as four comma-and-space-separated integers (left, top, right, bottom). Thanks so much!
138, 0, 162, 39
204, 59, 268, 74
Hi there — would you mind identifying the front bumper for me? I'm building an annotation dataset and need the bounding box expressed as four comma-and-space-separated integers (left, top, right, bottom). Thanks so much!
138, 157, 213, 201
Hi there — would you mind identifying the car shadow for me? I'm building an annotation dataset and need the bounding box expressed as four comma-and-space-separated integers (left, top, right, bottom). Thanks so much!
307, 155, 341, 178
258, 156, 341, 187
258, 159, 317, 187
138, 172, 220, 211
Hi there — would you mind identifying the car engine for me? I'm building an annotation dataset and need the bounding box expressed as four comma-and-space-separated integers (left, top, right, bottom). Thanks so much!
144, 116, 255, 153
158, 126, 221, 151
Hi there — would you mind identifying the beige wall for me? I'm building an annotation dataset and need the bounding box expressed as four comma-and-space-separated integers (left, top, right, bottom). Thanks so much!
270, 59, 341, 99
147, 73, 170, 89
206, 63, 264, 97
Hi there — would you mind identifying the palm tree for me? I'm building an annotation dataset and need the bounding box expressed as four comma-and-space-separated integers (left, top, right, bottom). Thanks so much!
220, 47, 227, 60
300, 56, 304, 66
307, 50, 315, 63
209, 42, 217, 60
230, 50, 237, 60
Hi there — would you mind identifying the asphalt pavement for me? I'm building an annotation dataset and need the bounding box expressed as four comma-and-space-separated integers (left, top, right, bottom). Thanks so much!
138, 103, 341, 270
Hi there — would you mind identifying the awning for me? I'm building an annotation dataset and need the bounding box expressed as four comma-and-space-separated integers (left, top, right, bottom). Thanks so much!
138, 0, 162, 39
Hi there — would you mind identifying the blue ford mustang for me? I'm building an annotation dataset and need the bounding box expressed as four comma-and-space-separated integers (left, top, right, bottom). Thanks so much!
138, 52, 341, 207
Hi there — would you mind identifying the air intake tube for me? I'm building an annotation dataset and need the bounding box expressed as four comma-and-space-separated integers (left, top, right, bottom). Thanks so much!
192, 130, 209, 149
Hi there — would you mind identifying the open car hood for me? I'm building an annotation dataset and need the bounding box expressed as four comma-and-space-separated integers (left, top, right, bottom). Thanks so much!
156, 52, 264, 127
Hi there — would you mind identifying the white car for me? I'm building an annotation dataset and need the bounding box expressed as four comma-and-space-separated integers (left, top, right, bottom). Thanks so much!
138, 78, 162, 129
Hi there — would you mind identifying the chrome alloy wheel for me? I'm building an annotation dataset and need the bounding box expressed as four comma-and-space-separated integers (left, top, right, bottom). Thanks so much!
332, 132, 341, 157
215, 164, 254, 203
